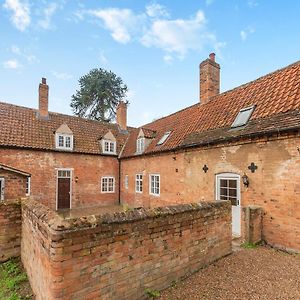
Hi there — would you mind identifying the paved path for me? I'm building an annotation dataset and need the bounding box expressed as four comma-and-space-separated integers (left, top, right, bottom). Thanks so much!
160, 246, 300, 300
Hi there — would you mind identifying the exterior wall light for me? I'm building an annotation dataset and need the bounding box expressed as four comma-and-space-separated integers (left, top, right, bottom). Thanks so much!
242, 174, 249, 187
75, 176, 79, 183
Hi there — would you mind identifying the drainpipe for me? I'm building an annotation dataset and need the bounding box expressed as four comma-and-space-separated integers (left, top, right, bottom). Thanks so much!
118, 159, 121, 205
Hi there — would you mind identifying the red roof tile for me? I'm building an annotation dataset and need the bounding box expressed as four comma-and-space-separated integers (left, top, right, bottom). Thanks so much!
121, 61, 300, 157
0, 102, 132, 155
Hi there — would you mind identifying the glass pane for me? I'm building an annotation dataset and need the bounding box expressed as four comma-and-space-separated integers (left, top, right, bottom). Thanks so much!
229, 180, 237, 188
220, 179, 228, 188
229, 188, 237, 197
220, 195, 228, 200
220, 188, 228, 197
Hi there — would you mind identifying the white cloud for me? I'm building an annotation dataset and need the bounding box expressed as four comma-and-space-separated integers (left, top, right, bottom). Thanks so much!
141, 10, 216, 58
240, 27, 255, 41
98, 51, 108, 64
163, 54, 173, 64
206, 0, 215, 5
52, 71, 73, 80
146, 2, 169, 18
38, 2, 59, 30
11, 45, 38, 63
87, 8, 144, 44
3, 0, 30, 31
247, 0, 258, 8
3, 59, 22, 69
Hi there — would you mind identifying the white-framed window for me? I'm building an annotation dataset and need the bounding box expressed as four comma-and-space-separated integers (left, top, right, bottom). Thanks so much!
136, 137, 145, 154
157, 131, 171, 145
101, 176, 115, 193
231, 106, 255, 128
135, 174, 143, 193
125, 175, 129, 189
102, 140, 116, 154
26, 177, 31, 196
55, 134, 73, 150
149, 174, 160, 196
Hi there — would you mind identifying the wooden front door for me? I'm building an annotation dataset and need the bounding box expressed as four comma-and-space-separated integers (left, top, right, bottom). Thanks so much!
57, 170, 71, 209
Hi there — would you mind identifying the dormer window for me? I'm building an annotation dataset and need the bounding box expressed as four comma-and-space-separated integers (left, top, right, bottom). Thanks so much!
102, 140, 116, 154
55, 123, 74, 151
136, 137, 145, 154
56, 134, 73, 150
231, 106, 255, 128
157, 131, 171, 145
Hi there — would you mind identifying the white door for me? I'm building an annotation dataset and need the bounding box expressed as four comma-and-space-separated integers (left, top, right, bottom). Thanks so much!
216, 173, 241, 236
0, 178, 4, 201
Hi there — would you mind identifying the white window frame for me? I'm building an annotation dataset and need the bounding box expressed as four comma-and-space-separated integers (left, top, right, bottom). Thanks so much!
125, 175, 129, 189
0, 178, 5, 201
231, 106, 255, 128
215, 173, 240, 204
157, 131, 171, 146
136, 137, 145, 154
56, 168, 73, 210
101, 176, 115, 193
135, 174, 143, 193
149, 174, 160, 196
25, 176, 31, 196
55, 133, 74, 151
102, 140, 116, 155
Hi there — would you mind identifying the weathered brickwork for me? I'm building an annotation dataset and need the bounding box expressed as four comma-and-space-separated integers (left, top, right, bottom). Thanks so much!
0, 200, 22, 262
22, 199, 231, 300
120, 134, 300, 251
242, 206, 263, 244
0, 169, 27, 200
0, 148, 119, 210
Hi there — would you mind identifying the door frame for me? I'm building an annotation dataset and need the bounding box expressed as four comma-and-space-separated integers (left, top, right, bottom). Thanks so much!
215, 173, 241, 236
56, 168, 73, 210
0, 177, 4, 201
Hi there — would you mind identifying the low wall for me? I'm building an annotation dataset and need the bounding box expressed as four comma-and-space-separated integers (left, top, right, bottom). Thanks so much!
22, 199, 231, 300
0, 200, 22, 262
242, 206, 263, 244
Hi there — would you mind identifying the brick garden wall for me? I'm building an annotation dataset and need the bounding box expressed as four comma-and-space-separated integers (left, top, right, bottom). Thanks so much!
120, 134, 300, 251
22, 199, 231, 300
0, 200, 22, 262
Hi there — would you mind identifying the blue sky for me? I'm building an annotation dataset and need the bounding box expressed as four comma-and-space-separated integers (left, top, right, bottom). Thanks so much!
1, 0, 300, 127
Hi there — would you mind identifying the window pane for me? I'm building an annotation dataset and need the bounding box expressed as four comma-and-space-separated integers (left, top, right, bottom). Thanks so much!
58, 136, 64, 147
65, 136, 71, 148
229, 180, 237, 188
220, 188, 228, 197
229, 188, 237, 197
220, 179, 228, 188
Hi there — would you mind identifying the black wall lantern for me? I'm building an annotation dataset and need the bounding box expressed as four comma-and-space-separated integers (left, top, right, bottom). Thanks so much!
242, 174, 249, 187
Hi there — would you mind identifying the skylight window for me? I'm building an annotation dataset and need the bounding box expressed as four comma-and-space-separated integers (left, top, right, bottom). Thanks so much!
157, 131, 171, 145
231, 106, 255, 128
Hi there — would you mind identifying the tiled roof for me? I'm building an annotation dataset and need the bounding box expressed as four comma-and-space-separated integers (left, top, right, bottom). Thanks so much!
141, 128, 156, 139
121, 61, 300, 158
0, 102, 131, 155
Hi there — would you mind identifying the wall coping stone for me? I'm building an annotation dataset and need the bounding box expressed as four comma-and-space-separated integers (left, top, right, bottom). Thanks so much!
22, 199, 230, 234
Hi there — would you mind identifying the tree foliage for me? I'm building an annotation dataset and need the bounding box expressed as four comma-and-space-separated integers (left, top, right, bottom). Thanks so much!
71, 68, 128, 122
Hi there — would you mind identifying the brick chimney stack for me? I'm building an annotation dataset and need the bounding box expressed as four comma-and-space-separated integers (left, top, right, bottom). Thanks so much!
116, 101, 127, 131
38, 77, 49, 118
199, 53, 220, 104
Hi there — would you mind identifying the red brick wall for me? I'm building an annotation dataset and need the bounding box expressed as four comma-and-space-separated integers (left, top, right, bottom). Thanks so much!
120, 134, 300, 251
0, 148, 119, 210
0, 169, 27, 200
22, 199, 231, 300
0, 200, 22, 262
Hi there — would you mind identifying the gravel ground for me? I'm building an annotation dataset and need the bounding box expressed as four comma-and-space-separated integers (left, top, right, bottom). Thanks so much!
159, 246, 300, 300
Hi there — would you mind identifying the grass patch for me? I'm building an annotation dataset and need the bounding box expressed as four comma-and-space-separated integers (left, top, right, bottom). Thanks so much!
0, 258, 32, 300
241, 242, 258, 249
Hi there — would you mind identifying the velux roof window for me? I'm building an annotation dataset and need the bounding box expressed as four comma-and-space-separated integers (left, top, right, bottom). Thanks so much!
231, 106, 255, 128
157, 131, 171, 145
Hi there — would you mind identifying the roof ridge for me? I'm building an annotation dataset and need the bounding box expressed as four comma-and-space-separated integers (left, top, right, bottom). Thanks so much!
140, 60, 300, 129
0, 100, 136, 130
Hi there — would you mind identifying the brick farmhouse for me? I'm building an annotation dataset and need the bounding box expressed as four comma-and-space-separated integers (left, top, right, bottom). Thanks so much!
0, 54, 299, 252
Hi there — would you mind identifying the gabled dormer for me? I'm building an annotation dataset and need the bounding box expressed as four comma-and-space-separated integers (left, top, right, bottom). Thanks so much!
55, 123, 74, 151
101, 130, 117, 155
136, 128, 156, 154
